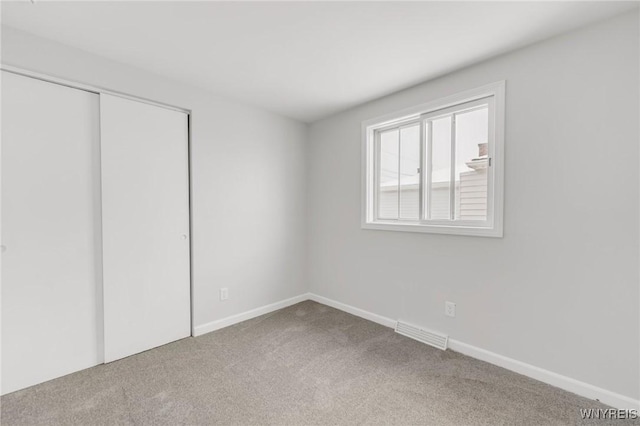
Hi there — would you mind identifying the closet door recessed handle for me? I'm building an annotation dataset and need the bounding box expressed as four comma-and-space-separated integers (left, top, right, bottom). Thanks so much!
181, 234, 188, 240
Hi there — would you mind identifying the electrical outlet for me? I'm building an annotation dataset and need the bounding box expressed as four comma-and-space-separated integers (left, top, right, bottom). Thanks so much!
220, 288, 229, 301
445, 301, 456, 317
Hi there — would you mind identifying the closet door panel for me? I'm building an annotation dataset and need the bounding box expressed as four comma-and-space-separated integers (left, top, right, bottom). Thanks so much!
100, 94, 190, 362
1, 72, 102, 394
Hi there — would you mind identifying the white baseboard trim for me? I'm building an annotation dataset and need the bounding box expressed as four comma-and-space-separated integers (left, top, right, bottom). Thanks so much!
447, 339, 639, 410
308, 293, 639, 410
308, 293, 396, 328
193, 293, 310, 337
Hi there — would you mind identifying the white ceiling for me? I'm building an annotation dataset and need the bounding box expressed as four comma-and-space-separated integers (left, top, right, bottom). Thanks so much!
2, 1, 636, 122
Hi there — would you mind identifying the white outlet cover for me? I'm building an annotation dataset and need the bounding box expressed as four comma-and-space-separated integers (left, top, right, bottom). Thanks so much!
445, 301, 456, 317
220, 288, 229, 301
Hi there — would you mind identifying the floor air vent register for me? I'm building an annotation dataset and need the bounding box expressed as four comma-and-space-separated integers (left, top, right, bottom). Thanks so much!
395, 321, 448, 350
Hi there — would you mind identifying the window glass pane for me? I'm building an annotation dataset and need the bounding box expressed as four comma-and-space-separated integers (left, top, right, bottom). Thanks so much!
429, 116, 452, 220
378, 129, 399, 219
455, 106, 489, 221
399, 125, 420, 219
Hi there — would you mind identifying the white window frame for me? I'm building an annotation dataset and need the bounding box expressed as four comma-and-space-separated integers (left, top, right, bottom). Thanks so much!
362, 81, 505, 237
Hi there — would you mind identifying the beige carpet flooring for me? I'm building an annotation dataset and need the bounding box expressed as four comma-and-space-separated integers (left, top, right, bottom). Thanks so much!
1, 301, 627, 425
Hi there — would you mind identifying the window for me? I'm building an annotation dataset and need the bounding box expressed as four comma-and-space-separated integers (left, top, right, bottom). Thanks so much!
362, 82, 505, 237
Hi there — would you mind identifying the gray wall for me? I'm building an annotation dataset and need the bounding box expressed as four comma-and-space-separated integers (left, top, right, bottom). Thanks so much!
1, 27, 309, 332
307, 11, 639, 400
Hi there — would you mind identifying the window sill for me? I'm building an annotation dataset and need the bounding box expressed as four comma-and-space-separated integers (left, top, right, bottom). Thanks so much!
361, 221, 503, 238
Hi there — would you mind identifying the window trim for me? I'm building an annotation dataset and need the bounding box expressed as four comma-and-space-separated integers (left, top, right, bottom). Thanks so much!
361, 81, 505, 238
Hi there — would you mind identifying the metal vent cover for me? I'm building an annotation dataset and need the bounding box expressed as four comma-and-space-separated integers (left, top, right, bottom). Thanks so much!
395, 321, 448, 350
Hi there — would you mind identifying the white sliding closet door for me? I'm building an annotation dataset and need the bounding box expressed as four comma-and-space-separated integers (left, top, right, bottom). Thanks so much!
100, 94, 190, 362
1, 72, 103, 394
